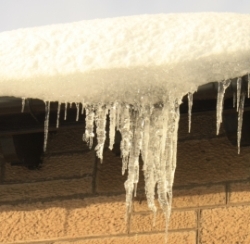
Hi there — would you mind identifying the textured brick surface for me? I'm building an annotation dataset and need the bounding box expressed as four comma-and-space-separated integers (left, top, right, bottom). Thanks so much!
130, 210, 196, 233
0, 177, 92, 203
4, 152, 94, 183
175, 137, 250, 186
133, 185, 225, 211
200, 206, 250, 244
53, 231, 196, 244
173, 184, 226, 208
0, 195, 126, 243
229, 181, 250, 203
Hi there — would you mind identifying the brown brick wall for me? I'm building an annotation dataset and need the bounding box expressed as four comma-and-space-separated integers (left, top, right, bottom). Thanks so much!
0, 114, 250, 244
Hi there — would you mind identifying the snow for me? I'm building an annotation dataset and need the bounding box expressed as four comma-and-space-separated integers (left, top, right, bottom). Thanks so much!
0, 13, 250, 104
1, 12, 250, 242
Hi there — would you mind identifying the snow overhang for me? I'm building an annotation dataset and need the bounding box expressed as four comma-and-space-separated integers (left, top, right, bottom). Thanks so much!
0, 13, 250, 103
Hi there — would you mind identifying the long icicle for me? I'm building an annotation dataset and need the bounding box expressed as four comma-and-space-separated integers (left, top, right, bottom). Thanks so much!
237, 92, 245, 154
81, 101, 85, 115
216, 80, 231, 135
109, 103, 117, 150
64, 102, 68, 120
56, 102, 61, 128
142, 106, 158, 224
83, 106, 95, 149
95, 104, 108, 163
43, 101, 50, 152
21, 97, 26, 113
119, 105, 132, 175
236, 77, 242, 112
124, 108, 143, 222
187, 92, 193, 133
75, 103, 80, 121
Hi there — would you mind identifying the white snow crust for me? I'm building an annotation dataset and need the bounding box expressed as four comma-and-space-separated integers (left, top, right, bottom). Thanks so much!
0, 13, 250, 103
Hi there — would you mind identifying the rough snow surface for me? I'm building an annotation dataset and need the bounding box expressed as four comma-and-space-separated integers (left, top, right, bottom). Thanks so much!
0, 13, 250, 103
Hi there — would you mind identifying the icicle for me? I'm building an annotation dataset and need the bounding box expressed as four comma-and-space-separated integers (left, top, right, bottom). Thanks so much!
94, 105, 108, 162
75, 103, 80, 121
124, 108, 144, 218
216, 80, 231, 135
81, 101, 85, 115
56, 102, 61, 128
141, 105, 153, 171
143, 107, 160, 218
70, 102, 73, 108
237, 92, 245, 154
109, 103, 117, 150
236, 77, 242, 112
119, 105, 133, 175
248, 73, 250, 98
21, 97, 26, 113
43, 101, 50, 152
83, 106, 95, 149
116, 103, 122, 131
233, 92, 236, 108
64, 103, 68, 120
159, 98, 180, 243
187, 92, 193, 133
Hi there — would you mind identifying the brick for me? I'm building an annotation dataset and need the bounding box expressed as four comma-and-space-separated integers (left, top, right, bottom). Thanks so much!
0, 195, 126, 243
133, 185, 225, 211
53, 231, 196, 244
175, 137, 250, 186
200, 206, 250, 244
229, 181, 250, 204
4, 152, 95, 183
173, 185, 226, 208
130, 210, 196, 233
0, 177, 92, 203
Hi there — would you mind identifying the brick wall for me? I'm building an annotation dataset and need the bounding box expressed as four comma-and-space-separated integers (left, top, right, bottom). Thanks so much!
0, 113, 250, 244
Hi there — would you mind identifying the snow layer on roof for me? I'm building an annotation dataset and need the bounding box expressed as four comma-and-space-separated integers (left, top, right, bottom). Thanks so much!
0, 13, 250, 103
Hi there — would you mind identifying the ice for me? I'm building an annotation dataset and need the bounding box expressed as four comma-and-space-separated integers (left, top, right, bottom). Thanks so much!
216, 80, 231, 135
237, 92, 245, 154
83, 106, 95, 149
94, 105, 108, 162
236, 78, 242, 112
75, 103, 80, 121
81, 101, 85, 115
21, 97, 25, 113
64, 103, 68, 120
233, 92, 236, 108
119, 105, 133, 175
124, 108, 143, 215
56, 102, 61, 128
108, 103, 117, 150
187, 92, 193, 133
43, 101, 50, 152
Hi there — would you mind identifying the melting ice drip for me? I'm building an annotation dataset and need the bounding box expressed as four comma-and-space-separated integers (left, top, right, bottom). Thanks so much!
40, 98, 181, 240
80, 98, 181, 240
216, 77, 247, 154
37, 75, 247, 242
